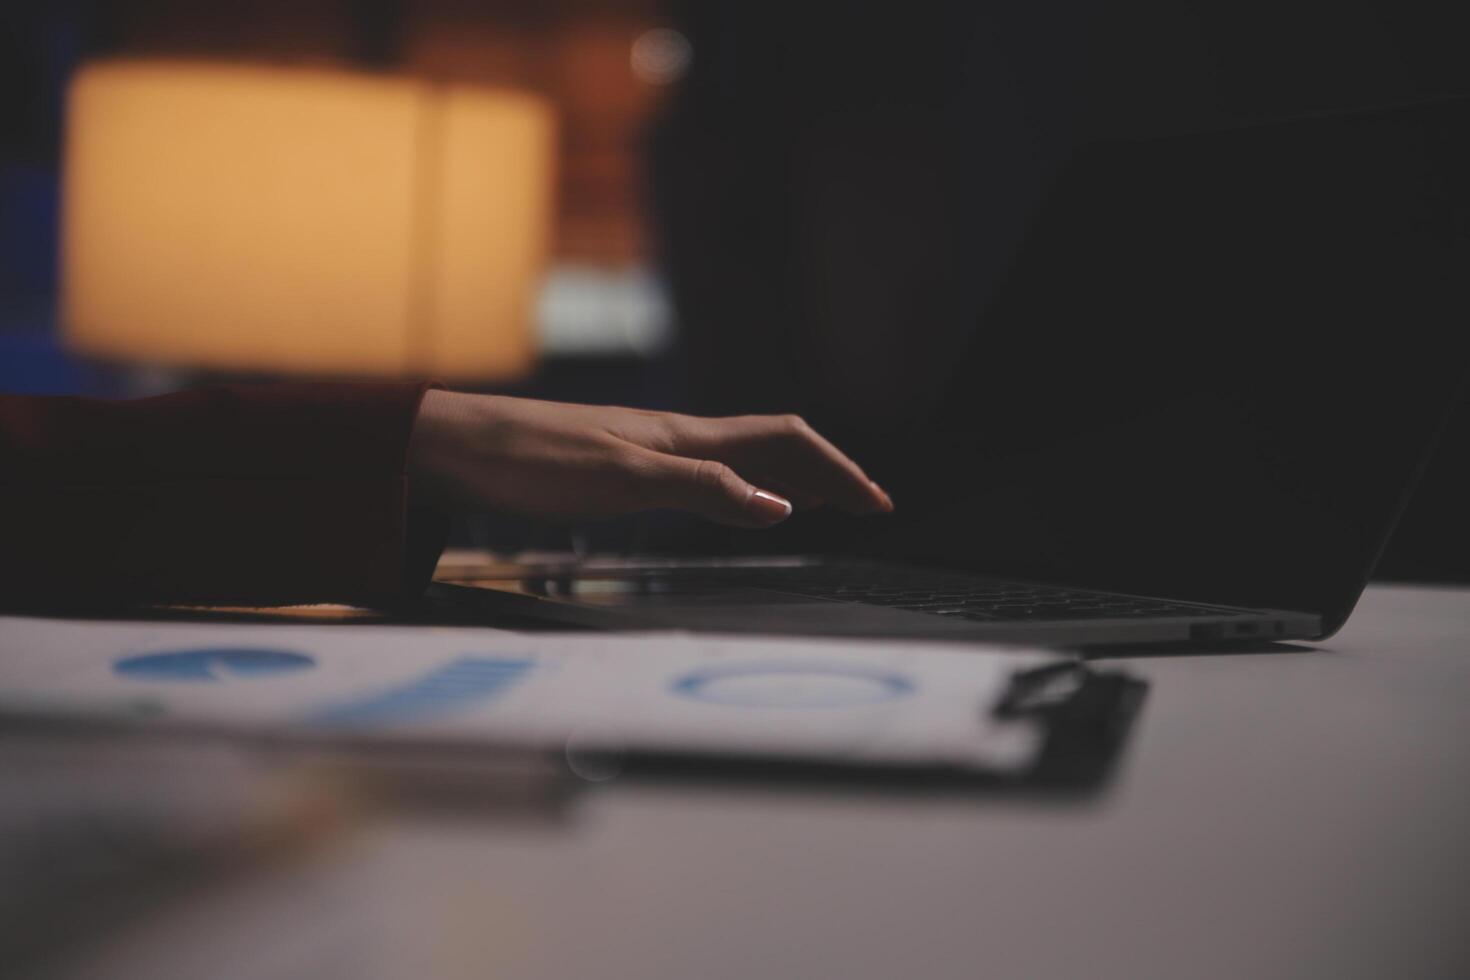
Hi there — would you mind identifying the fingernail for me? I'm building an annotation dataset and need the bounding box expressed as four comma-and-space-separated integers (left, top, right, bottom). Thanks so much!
747, 489, 794, 524
870, 480, 894, 512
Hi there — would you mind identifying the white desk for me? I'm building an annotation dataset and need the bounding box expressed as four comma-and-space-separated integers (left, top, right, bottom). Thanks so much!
56, 584, 1470, 980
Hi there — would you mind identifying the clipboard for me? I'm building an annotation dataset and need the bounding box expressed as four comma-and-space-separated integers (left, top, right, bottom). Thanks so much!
0, 615, 1146, 792
610, 660, 1147, 793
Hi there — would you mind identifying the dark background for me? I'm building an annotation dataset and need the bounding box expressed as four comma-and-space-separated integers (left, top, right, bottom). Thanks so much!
3, 0, 1467, 580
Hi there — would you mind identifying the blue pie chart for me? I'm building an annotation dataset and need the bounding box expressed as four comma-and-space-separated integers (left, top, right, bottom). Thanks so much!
113, 648, 316, 682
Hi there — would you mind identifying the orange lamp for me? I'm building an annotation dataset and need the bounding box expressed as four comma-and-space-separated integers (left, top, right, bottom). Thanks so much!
61, 60, 555, 379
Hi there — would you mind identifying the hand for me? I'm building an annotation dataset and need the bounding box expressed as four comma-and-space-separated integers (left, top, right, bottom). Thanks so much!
407, 390, 893, 528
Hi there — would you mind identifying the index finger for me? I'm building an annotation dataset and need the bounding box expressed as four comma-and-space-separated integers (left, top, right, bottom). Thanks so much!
668, 414, 893, 515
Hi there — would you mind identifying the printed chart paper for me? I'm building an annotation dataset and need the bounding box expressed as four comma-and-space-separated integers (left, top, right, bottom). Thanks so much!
0, 616, 1067, 773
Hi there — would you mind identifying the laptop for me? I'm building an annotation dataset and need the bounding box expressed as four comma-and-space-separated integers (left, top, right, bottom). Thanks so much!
433, 98, 1470, 647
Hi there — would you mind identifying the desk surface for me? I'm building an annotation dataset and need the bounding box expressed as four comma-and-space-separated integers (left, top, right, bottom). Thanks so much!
56, 583, 1470, 980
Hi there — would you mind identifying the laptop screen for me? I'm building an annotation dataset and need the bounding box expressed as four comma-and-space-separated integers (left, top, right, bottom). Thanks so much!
864, 99, 1469, 632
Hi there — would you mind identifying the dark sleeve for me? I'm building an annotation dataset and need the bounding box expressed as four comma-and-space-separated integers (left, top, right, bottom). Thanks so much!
0, 382, 449, 609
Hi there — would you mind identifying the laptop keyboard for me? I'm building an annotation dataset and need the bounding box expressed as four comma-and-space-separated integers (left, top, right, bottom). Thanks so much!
727, 567, 1246, 622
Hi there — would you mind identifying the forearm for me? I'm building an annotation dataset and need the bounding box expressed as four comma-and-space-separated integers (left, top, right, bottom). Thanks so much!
0, 383, 447, 608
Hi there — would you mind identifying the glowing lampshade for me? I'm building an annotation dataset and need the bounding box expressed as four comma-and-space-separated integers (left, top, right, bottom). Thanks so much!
61, 61, 554, 379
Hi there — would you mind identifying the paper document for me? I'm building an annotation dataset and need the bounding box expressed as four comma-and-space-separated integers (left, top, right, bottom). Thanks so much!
0, 616, 1068, 774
